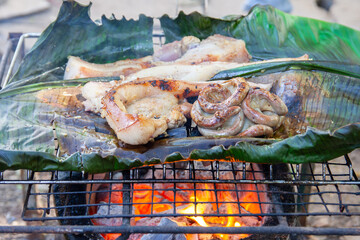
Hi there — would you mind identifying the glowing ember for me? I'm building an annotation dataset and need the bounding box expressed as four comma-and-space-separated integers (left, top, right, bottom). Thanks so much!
90, 162, 269, 240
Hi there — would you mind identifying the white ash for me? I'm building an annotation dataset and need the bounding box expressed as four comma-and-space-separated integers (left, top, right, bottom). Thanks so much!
140, 218, 187, 240
92, 202, 123, 226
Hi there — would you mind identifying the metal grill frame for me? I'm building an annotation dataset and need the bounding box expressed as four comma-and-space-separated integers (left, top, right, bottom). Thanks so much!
0, 33, 360, 238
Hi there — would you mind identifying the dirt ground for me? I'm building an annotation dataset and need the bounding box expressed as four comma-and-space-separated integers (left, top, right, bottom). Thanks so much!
0, 0, 360, 240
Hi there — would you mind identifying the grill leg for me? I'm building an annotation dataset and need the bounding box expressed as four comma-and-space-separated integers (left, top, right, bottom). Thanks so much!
297, 163, 314, 226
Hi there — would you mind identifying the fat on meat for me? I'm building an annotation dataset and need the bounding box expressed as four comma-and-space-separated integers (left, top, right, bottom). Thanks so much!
64, 56, 153, 80
174, 34, 251, 64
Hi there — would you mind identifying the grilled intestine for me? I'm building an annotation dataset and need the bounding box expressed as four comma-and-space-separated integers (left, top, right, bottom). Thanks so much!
241, 88, 288, 128
191, 78, 288, 137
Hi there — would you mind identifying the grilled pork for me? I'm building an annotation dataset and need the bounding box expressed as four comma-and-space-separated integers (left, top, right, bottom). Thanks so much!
100, 79, 208, 145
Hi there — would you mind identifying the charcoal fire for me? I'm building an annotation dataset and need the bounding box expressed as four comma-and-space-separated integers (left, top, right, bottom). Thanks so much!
89, 161, 271, 240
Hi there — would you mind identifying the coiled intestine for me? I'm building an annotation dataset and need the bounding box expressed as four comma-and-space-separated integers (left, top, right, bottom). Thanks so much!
190, 77, 288, 137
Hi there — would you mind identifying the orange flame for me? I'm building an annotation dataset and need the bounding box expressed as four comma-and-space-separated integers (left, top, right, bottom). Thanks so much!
179, 196, 209, 227
177, 183, 250, 239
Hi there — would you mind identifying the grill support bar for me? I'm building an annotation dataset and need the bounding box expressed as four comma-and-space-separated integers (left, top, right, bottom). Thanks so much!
119, 170, 132, 240
0, 225, 359, 235
1, 179, 359, 185
1, 33, 40, 88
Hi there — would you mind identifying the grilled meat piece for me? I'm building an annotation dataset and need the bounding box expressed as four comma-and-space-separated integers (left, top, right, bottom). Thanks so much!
101, 79, 208, 145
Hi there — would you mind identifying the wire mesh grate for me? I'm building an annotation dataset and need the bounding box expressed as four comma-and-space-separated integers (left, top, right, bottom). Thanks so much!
18, 156, 360, 223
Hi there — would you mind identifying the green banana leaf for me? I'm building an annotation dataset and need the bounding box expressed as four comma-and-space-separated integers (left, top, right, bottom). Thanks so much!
1, 67, 359, 173
210, 60, 360, 80
160, 6, 360, 64
8, 1, 154, 85
0, 1, 359, 173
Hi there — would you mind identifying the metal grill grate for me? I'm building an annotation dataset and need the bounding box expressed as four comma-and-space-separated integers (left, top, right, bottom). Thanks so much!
0, 156, 357, 236
16, 158, 359, 218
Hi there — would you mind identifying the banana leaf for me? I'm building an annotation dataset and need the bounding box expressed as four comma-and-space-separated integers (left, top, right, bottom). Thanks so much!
1, 68, 359, 172
8, 1, 154, 85
160, 7, 360, 64
210, 60, 360, 80
0, 1, 360, 173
